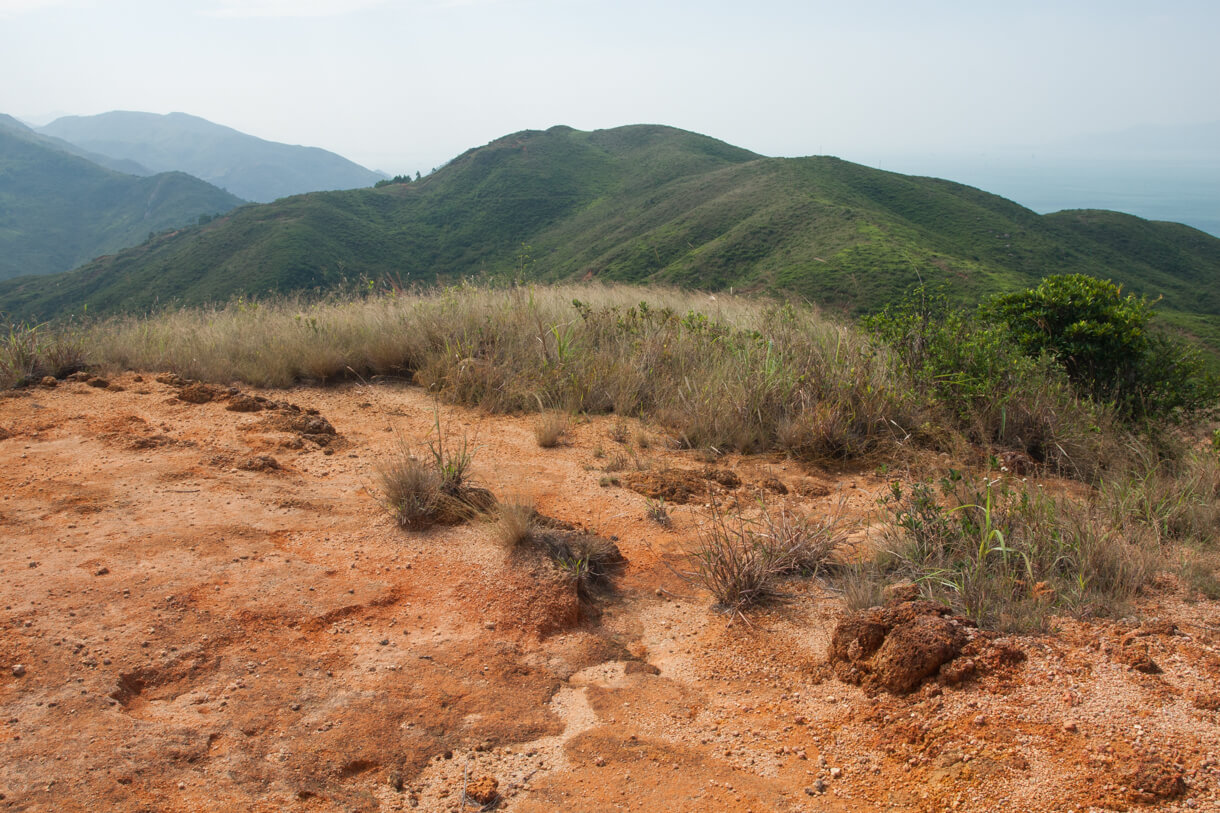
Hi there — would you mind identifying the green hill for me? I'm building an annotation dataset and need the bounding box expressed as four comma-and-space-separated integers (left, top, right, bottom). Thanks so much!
0, 116, 244, 281
40, 111, 386, 203
3, 124, 1218, 342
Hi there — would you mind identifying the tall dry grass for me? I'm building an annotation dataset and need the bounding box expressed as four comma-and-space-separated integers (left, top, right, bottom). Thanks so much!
78, 284, 925, 460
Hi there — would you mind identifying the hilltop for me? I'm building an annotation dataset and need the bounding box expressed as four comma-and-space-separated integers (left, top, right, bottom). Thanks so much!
40, 111, 387, 203
2, 124, 1218, 344
0, 116, 243, 280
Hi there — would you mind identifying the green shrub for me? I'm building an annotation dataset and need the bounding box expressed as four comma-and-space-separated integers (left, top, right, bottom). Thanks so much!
865, 287, 1109, 473
986, 274, 1218, 421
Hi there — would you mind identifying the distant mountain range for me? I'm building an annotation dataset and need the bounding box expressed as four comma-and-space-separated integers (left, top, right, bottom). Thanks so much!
39, 111, 386, 203
3, 123, 1217, 349
0, 115, 243, 280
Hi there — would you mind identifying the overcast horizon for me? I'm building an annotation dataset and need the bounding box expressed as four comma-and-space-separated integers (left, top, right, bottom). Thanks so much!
3, 0, 1218, 176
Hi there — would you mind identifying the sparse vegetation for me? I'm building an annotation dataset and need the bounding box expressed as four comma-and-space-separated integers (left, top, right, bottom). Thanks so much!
376, 443, 444, 531
864, 469, 1160, 631
491, 500, 622, 600
494, 498, 537, 550
644, 497, 672, 529
8, 278, 1219, 632
0, 321, 87, 387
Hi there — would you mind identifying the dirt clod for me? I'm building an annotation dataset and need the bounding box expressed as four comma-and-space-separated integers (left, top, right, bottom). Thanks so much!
225, 395, 264, 413
178, 382, 218, 404
237, 455, 281, 472
622, 469, 707, 503
465, 775, 499, 805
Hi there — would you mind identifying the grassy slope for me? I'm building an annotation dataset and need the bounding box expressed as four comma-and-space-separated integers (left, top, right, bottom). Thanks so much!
2, 123, 1218, 341
0, 122, 244, 281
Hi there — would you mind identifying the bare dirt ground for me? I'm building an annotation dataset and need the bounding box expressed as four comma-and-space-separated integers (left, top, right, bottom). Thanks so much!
2, 373, 1220, 812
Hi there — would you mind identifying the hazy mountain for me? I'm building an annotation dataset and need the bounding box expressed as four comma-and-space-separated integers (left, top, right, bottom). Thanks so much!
0, 115, 243, 280
39, 111, 386, 203
871, 121, 1220, 238
3, 123, 1217, 347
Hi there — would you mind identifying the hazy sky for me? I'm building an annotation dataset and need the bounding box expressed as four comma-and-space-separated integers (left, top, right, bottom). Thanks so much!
2, 0, 1218, 175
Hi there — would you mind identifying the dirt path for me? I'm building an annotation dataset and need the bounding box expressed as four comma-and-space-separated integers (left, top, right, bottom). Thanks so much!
2, 374, 1218, 812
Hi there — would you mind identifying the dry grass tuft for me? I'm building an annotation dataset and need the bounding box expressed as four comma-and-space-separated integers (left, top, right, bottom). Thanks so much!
376, 444, 444, 531
495, 499, 537, 550
680, 500, 849, 616
377, 417, 495, 531
534, 412, 567, 448
645, 497, 672, 529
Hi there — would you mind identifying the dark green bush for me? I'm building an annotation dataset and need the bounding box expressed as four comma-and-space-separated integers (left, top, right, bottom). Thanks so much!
864, 287, 1104, 471
986, 274, 1218, 421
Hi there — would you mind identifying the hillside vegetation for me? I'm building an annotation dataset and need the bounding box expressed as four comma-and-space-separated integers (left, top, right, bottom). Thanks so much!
40, 111, 386, 203
2, 124, 1218, 346
0, 116, 243, 280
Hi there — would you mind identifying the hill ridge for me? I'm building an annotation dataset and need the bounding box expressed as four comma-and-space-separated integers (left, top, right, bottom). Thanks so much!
2, 123, 1217, 346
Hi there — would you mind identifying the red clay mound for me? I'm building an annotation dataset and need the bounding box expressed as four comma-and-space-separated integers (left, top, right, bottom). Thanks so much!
828, 595, 1025, 695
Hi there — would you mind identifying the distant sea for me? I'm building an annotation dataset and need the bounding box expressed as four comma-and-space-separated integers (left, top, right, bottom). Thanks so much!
869, 153, 1220, 238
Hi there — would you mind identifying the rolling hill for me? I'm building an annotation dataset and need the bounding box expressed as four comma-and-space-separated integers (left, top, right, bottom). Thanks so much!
2, 124, 1218, 344
0, 116, 244, 281
39, 111, 386, 203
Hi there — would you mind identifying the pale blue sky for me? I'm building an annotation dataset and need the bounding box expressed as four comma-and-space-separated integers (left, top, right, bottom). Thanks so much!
2, 0, 1217, 175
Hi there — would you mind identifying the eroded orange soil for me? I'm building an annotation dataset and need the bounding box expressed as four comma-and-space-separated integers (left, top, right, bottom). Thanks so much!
2, 374, 1219, 812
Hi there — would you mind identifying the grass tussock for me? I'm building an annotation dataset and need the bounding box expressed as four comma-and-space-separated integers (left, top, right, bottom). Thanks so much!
0, 322, 88, 387
494, 498, 537, 550
493, 500, 622, 601
534, 411, 567, 448
376, 421, 495, 530
680, 500, 849, 617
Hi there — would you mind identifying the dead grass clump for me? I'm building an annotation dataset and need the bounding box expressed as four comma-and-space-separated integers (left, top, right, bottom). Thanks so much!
534, 412, 567, 448
758, 503, 848, 577
377, 449, 444, 531
680, 501, 848, 616
377, 417, 495, 530
495, 499, 538, 549
644, 497, 672, 529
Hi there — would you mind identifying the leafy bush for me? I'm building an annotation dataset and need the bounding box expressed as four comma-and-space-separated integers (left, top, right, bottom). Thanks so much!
865, 287, 1110, 473
986, 274, 1218, 421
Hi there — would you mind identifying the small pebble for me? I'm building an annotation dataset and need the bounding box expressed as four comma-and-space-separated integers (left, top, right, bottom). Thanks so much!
12, 664, 26, 677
